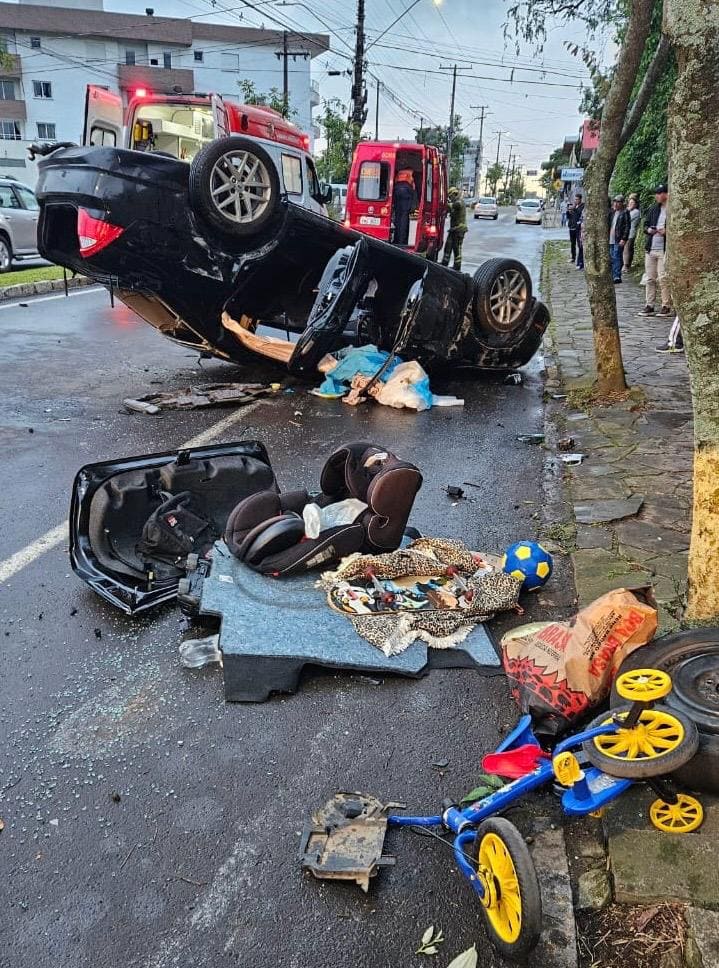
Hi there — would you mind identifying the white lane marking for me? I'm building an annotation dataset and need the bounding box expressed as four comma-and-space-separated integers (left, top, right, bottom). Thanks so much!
0, 286, 101, 309
0, 402, 262, 583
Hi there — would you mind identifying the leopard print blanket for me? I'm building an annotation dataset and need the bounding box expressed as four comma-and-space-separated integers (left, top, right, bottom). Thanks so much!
322, 538, 522, 657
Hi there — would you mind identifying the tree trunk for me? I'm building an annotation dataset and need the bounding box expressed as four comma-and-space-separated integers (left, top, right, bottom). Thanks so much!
665, 0, 719, 620
583, 0, 658, 396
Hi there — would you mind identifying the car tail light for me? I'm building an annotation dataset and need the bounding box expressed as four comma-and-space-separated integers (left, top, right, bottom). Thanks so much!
301, 134, 310, 150
77, 208, 124, 258
426, 225, 438, 236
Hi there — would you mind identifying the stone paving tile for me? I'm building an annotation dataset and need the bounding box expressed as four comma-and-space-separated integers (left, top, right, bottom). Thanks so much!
545, 245, 692, 629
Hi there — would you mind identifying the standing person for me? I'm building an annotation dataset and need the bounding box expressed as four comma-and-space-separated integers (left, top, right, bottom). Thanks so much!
609, 194, 631, 283
566, 200, 578, 262
441, 186, 467, 271
560, 197, 568, 227
573, 193, 585, 269
392, 168, 417, 247
623, 194, 641, 271
638, 183, 671, 317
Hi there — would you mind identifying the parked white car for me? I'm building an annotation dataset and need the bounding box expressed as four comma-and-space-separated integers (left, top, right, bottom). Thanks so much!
474, 196, 499, 220
515, 198, 543, 225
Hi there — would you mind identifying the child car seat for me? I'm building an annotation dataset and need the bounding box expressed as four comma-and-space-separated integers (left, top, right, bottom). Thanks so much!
224, 441, 422, 575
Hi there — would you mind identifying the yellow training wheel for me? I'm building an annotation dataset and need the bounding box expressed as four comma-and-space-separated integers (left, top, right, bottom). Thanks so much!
649, 794, 704, 834
478, 832, 523, 944
615, 668, 672, 703
593, 708, 684, 761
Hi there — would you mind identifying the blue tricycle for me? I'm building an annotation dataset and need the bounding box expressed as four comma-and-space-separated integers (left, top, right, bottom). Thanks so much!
301, 669, 703, 961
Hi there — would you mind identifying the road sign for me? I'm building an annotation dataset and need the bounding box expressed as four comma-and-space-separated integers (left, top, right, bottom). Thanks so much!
561, 167, 584, 182
553, 179, 563, 190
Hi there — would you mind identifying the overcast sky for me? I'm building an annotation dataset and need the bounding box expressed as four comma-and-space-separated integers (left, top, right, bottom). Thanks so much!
105, 0, 592, 169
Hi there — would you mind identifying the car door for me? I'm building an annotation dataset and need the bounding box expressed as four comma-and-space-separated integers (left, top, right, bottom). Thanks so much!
10, 184, 40, 253
83, 84, 123, 147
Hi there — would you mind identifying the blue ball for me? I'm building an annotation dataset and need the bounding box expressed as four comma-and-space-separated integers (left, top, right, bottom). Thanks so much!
502, 541, 553, 592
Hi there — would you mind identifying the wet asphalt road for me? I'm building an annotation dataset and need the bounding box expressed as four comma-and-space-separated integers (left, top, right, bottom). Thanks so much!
1, 212, 566, 968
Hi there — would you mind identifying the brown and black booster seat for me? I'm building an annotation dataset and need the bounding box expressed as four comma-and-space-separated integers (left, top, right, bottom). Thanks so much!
223, 442, 422, 575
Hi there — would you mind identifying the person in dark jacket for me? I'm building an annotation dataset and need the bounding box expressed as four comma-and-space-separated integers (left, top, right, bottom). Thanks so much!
568, 193, 585, 268
441, 186, 468, 270
638, 183, 671, 316
609, 194, 631, 283
392, 168, 418, 246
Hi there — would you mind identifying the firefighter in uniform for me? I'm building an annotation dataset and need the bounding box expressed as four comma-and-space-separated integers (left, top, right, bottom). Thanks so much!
441, 186, 467, 271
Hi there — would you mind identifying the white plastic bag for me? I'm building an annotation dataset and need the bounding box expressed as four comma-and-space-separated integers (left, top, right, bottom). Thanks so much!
302, 498, 368, 539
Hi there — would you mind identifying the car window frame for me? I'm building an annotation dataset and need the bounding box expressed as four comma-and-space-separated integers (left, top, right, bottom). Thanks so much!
305, 156, 323, 203
13, 184, 39, 211
89, 125, 117, 147
0, 183, 21, 209
357, 160, 390, 201
281, 152, 303, 196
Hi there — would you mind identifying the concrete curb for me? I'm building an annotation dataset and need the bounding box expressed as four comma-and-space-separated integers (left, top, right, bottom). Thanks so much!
0, 274, 93, 300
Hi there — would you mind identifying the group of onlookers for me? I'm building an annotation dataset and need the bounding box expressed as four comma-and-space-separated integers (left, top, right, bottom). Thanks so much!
563, 183, 681, 352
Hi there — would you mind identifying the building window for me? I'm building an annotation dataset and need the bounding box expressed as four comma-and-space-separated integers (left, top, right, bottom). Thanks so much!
194, 50, 204, 62
0, 79, 15, 100
150, 58, 158, 65
37, 122, 56, 140
125, 50, 136, 66
163, 52, 172, 69
0, 120, 21, 140
221, 53, 239, 72
32, 80, 52, 99
30, 36, 41, 50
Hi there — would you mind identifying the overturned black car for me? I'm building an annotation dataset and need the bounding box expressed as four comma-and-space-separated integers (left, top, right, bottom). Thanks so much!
35, 135, 549, 374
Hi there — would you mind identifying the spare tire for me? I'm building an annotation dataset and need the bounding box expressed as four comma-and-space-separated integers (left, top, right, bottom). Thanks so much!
189, 135, 280, 237
472, 257, 533, 347
611, 629, 719, 793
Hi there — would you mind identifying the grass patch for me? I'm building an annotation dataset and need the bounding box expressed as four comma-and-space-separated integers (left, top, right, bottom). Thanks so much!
0, 264, 67, 288
540, 520, 577, 552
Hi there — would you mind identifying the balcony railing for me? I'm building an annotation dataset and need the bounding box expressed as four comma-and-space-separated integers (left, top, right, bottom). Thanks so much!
0, 54, 21, 79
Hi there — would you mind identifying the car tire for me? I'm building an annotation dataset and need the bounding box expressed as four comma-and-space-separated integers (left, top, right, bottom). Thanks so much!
188, 135, 280, 237
611, 629, 719, 793
0, 233, 12, 273
472, 257, 533, 347
493, 214, 498, 220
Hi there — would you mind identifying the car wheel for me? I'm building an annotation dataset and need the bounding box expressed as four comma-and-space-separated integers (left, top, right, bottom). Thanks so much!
472, 257, 533, 347
188, 135, 280, 237
611, 629, 719, 793
493, 215, 498, 220
0, 234, 12, 273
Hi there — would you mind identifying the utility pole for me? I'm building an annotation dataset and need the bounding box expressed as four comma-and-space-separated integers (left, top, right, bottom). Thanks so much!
470, 103, 489, 197
439, 64, 470, 183
282, 31, 288, 117
374, 79, 380, 140
502, 145, 514, 198
350, 0, 367, 146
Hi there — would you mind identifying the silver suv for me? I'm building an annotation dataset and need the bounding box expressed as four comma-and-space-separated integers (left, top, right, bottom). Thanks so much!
0, 177, 40, 271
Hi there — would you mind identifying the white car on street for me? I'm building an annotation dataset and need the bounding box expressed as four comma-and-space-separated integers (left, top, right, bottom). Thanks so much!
474, 196, 499, 220
515, 198, 543, 225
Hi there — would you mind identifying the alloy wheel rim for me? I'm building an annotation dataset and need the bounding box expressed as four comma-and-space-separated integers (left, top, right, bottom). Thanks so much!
488, 269, 528, 330
209, 150, 272, 224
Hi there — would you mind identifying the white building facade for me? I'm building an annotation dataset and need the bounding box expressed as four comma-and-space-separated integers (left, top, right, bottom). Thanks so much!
0, 0, 327, 184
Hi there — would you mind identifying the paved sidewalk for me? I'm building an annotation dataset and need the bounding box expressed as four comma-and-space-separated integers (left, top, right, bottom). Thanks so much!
543, 242, 693, 630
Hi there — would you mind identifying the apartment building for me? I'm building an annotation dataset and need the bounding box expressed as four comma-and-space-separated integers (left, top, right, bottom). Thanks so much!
0, 0, 328, 184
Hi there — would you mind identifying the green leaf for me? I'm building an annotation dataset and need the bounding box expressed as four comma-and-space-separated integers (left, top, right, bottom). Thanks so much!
446, 945, 478, 968
421, 926, 435, 945
460, 786, 492, 804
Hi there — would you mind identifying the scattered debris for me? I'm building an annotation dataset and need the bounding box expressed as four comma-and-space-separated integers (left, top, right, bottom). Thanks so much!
179, 634, 222, 669
0, 818, 4, 833
110, 791, 122, 803
432, 758, 450, 769
504, 372, 523, 385
516, 433, 545, 445
123, 382, 274, 414
444, 485, 465, 499
551, 393, 567, 400
557, 436, 575, 451
417, 926, 445, 956
94, 628, 102, 639
446, 945, 478, 968
559, 453, 585, 465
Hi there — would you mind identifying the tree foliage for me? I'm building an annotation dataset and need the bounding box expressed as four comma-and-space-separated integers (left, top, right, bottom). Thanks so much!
485, 162, 505, 194
237, 79, 295, 119
315, 99, 353, 184
611, 5, 674, 207
416, 116, 470, 186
